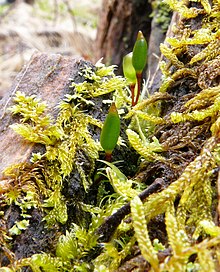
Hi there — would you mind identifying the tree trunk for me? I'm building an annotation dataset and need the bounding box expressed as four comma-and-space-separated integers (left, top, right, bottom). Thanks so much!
95, 0, 152, 73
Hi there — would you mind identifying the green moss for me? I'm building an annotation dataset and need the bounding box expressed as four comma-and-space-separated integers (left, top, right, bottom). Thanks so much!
151, 0, 172, 33
1, 2, 220, 269
4, 63, 126, 230
159, 0, 220, 93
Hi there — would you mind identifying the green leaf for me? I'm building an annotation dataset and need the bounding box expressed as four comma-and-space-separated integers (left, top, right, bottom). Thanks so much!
122, 52, 136, 84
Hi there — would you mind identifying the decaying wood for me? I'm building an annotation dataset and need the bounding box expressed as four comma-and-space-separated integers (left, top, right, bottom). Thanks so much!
0, 52, 88, 179
148, 12, 179, 94
95, 0, 152, 72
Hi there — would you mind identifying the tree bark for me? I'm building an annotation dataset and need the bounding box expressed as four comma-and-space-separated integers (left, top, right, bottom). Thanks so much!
95, 0, 152, 73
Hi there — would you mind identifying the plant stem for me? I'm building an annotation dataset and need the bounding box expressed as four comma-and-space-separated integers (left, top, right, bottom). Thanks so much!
105, 152, 112, 162
96, 178, 166, 242
134, 72, 142, 106
130, 83, 136, 107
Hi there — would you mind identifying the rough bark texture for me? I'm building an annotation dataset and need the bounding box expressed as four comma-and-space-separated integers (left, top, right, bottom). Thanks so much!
95, 0, 152, 73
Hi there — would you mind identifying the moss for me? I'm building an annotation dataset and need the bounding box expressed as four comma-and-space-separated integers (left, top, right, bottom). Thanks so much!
159, 0, 219, 93
1, 1, 220, 270
151, 0, 172, 33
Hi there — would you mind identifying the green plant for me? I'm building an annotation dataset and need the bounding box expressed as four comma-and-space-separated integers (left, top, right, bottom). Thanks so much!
123, 30, 148, 106
132, 31, 148, 106
100, 102, 120, 161
122, 52, 136, 106
1, 0, 220, 270
132, 31, 148, 74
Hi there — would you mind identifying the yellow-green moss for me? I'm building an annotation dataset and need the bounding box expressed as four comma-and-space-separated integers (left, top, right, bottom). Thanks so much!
1, 1, 220, 270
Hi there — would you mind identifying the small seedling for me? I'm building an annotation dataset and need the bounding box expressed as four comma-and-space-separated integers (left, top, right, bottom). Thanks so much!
100, 102, 120, 161
132, 31, 147, 105
123, 52, 137, 106
122, 31, 147, 106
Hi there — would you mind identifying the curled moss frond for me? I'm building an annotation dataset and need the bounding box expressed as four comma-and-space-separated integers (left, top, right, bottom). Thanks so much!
199, 220, 220, 237
159, 68, 197, 93
70, 63, 128, 100
125, 92, 171, 119
131, 110, 164, 124
160, 0, 219, 93
7, 89, 103, 228
43, 188, 68, 225
197, 250, 216, 272
200, 0, 212, 13
9, 91, 63, 145
29, 253, 63, 272
162, 123, 208, 150
106, 166, 138, 199
184, 85, 220, 111
126, 129, 164, 162
9, 91, 48, 122
142, 135, 217, 223
55, 230, 79, 261
164, 206, 218, 272
190, 39, 220, 64
46, 97, 101, 189
198, 55, 220, 89
164, 204, 190, 271
131, 196, 159, 271
167, 28, 217, 47
163, 0, 200, 18
160, 43, 185, 69
171, 88, 220, 123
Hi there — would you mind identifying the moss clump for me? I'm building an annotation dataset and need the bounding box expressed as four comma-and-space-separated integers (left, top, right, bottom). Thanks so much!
160, 0, 219, 93
1, 1, 220, 270
151, 0, 172, 33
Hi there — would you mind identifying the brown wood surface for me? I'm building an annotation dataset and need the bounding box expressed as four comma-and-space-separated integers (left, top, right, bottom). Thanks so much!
95, 0, 152, 73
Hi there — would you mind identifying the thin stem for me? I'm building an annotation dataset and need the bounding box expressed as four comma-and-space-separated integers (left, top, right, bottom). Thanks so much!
135, 115, 146, 143
105, 152, 112, 162
130, 83, 136, 107
96, 178, 166, 242
134, 72, 142, 106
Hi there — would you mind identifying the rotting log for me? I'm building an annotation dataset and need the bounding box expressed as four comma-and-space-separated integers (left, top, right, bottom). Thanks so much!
0, 52, 88, 179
